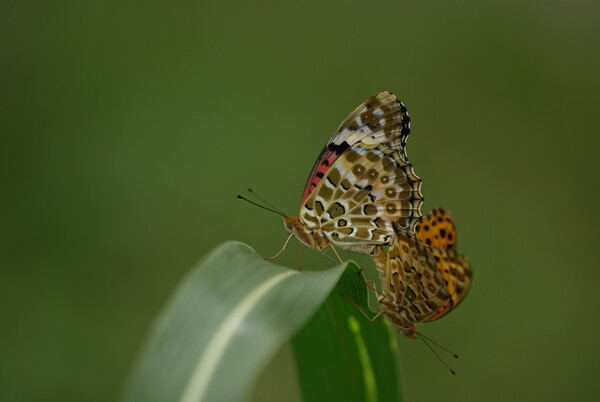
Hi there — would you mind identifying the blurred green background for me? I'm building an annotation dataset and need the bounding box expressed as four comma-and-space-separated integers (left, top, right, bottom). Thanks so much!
2, 1, 599, 401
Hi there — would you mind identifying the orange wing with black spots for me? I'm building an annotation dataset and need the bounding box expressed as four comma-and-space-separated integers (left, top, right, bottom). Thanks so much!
372, 228, 452, 337
415, 208, 472, 322
415, 208, 457, 249
422, 247, 472, 322
372, 209, 472, 336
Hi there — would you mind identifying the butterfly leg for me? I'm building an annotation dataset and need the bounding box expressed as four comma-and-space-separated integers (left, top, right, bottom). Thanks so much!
318, 250, 336, 263
265, 232, 294, 261
297, 243, 303, 272
357, 269, 384, 296
328, 244, 344, 264
337, 292, 383, 321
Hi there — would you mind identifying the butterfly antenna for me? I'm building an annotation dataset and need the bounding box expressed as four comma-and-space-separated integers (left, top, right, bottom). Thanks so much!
416, 332, 456, 375
417, 332, 459, 358
236, 195, 287, 217
247, 188, 288, 216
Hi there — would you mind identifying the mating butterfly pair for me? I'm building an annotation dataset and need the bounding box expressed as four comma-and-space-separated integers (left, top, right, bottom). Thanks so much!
268, 92, 472, 336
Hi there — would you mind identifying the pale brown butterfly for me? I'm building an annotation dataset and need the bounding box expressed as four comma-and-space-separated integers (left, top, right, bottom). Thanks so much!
269, 92, 424, 261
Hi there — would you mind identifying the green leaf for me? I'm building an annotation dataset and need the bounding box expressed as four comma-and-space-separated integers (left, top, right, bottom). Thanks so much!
122, 241, 402, 402
291, 264, 403, 402
122, 241, 349, 402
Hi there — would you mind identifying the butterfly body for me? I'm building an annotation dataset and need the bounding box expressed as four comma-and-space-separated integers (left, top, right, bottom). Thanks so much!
372, 209, 472, 337
282, 216, 329, 251
280, 92, 423, 257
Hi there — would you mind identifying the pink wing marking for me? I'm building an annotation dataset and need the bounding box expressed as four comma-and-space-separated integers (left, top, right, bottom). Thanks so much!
299, 91, 410, 208
300, 149, 340, 205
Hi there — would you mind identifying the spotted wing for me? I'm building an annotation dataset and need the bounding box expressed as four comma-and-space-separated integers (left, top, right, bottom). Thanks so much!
300, 143, 423, 253
419, 247, 472, 322
301, 92, 412, 205
372, 227, 452, 325
414, 208, 457, 249
414, 209, 473, 320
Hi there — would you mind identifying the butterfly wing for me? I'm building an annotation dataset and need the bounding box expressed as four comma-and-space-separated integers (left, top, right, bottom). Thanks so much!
373, 228, 452, 325
300, 143, 423, 253
414, 209, 473, 320
301, 92, 412, 205
414, 208, 457, 249
419, 247, 472, 322
373, 210, 472, 326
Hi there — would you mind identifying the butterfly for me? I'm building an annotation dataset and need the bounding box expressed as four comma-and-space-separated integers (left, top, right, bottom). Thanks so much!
274, 92, 424, 260
371, 209, 472, 337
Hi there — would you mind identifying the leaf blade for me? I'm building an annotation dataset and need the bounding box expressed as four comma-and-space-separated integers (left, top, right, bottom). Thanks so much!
122, 241, 347, 402
291, 263, 403, 402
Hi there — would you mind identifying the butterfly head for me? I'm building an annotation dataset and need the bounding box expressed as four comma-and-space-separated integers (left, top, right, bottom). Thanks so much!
282, 216, 297, 233
282, 216, 328, 250
282, 216, 308, 245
